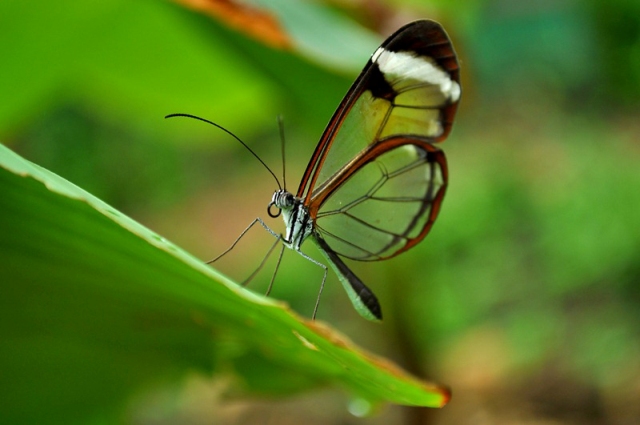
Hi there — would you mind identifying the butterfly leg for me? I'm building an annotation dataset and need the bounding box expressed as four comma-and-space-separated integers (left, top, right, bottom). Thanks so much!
208, 217, 284, 290
244, 217, 286, 289
207, 217, 265, 264
240, 233, 280, 287
291, 248, 328, 320
208, 216, 283, 262
265, 244, 285, 296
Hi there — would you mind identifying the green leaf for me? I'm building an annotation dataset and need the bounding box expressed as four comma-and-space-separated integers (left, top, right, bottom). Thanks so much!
0, 0, 280, 136
0, 144, 450, 424
252, 0, 381, 71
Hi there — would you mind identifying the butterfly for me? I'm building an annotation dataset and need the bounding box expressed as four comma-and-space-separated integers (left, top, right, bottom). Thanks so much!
168, 19, 460, 321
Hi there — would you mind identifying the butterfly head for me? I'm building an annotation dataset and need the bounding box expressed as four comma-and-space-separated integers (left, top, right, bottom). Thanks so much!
268, 189, 296, 218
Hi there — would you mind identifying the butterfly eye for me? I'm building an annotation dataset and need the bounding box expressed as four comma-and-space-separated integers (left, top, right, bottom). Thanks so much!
285, 193, 294, 205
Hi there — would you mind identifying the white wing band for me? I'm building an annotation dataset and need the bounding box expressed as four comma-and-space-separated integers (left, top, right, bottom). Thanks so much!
372, 47, 461, 102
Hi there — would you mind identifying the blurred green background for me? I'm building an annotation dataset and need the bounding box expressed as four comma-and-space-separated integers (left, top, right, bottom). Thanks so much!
2, 0, 639, 424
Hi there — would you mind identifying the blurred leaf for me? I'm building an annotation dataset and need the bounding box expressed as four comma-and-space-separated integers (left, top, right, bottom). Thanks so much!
588, 0, 640, 107
0, 0, 387, 141
0, 144, 450, 424
0, 0, 280, 136
173, 0, 381, 72
175, 0, 292, 50
250, 0, 380, 71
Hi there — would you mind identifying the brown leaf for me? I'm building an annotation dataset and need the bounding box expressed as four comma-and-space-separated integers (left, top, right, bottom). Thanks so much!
175, 0, 291, 49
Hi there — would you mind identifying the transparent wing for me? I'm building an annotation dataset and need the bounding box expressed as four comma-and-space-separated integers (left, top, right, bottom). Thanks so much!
314, 140, 447, 260
296, 20, 460, 204
299, 20, 459, 261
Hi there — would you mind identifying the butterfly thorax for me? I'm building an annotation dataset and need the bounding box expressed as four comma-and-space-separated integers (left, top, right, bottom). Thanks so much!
269, 189, 313, 250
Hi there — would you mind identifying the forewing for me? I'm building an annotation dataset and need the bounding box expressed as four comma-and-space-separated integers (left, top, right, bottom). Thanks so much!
301, 20, 460, 261
296, 20, 460, 203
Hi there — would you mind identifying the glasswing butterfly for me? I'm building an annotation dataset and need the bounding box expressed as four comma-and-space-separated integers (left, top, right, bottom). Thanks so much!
168, 19, 460, 321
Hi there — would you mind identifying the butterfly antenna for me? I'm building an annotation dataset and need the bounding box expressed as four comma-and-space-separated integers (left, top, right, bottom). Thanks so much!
277, 115, 287, 190
165, 113, 282, 190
